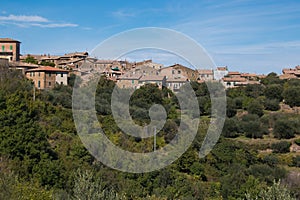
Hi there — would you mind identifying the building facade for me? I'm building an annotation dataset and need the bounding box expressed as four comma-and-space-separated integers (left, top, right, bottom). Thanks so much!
25, 66, 69, 89
0, 38, 21, 61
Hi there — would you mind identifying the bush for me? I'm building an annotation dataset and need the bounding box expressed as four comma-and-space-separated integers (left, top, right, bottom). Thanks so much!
222, 118, 240, 138
273, 119, 295, 139
283, 86, 300, 107
264, 98, 280, 111
271, 141, 291, 153
234, 96, 244, 109
247, 100, 264, 117
263, 154, 278, 166
243, 121, 264, 139
240, 114, 267, 138
264, 84, 283, 101
226, 97, 237, 118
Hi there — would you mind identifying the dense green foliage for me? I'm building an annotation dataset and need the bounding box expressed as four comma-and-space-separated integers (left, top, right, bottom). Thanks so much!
0, 70, 299, 199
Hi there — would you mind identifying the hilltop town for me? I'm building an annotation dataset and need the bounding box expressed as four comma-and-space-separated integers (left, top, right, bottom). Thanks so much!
1, 37, 300, 91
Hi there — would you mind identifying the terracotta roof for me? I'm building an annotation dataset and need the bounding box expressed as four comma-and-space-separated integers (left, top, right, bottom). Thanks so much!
135, 59, 152, 65
162, 63, 191, 70
282, 68, 296, 74
0, 38, 20, 43
198, 69, 213, 74
26, 66, 69, 73
217, 66, 227, 71
241, 73, 257, 77
139, 75, 165, 81
294, 71, 300, 76
41, 56, 61, 60
222, 77, 247, 82
95, 60, 114, 64
228, 71, 241, 75
63, 52, 88, 57
279, 74, 297, 80
57, 58, 84, 65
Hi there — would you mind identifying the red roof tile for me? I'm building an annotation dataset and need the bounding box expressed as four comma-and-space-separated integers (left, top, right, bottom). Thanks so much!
26, 66, 69, 72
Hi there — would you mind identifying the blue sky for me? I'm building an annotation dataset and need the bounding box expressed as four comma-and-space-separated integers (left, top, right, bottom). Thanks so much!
1, 0, 300, 74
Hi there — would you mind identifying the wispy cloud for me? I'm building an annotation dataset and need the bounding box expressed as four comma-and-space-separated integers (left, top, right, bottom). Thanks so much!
0, 14, 78, 28
112, 10, 135, 18
0, 14, 49, 22
31, 23, 78, 28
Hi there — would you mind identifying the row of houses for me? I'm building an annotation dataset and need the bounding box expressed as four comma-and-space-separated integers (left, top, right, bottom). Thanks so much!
2, 37, 300, 91
280, 66, 300, 79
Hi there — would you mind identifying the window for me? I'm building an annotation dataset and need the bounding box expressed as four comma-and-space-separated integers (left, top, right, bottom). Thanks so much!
38, 72, 40, 77
61, 82, 63, 85
48, 73, 51, 77
38, 81, 41, 88
49, 82, 51, 86
178, 70, 181, 74
1, 45, 4, 52
10, 45, 13, 50
33, 72, 35, 77
132, 80, 134, 84
61, 73, 63, 77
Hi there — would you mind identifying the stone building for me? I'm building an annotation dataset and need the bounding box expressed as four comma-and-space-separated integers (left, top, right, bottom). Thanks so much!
25, 66, 69, 89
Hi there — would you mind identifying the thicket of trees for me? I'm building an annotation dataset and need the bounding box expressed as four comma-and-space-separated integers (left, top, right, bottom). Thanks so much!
0, 69, 299, 199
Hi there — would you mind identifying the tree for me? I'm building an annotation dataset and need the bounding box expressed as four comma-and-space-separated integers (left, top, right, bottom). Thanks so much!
264, 98, 280, 111
247, 100, 264, 117
222, 118, 240, 138
40, 61, 55, 67
245, 84, 264, 98
240, 114, 266, 138
226, 97, 237, 118
24, 55, 38, 64
261, 72, 284, 85
264, 84, 283, 101
273, 119, 295, 139
283, 86, 300, 107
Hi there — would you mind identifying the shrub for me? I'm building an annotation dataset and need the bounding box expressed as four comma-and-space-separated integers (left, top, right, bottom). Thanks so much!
222, 118, 240, 138
271, 141, 291, 153
283, 86, 300, 107
247, 100, 264, 117
264, 84, 283, 101
264, 98, 280, 111
273, 119, 295, 139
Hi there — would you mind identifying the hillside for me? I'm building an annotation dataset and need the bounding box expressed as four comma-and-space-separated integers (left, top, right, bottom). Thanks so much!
0, 70, 299, 200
